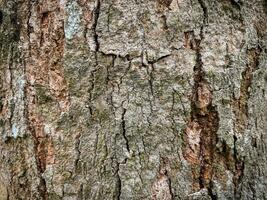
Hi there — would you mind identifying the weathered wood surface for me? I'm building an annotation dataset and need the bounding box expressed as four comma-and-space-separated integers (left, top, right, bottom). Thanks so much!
0, 0, 266, 199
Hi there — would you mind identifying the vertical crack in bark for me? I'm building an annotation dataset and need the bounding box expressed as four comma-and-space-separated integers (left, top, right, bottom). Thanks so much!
78, 183, 84, 200
232, 47, 261, 198
121, 107, 130, 152
88, 69, 97, 116
191, 28, 219, 200
147, 63, 155, 98
26, 0, 32, 55
198, 0, 208, 25
92, 0, 101, 53
115, 160, 122, 200
115, 105, 130, 199
183, 2, 219, 197
74, 132, 82, 172
233, 47, 261, 134
0, 10, 3, 25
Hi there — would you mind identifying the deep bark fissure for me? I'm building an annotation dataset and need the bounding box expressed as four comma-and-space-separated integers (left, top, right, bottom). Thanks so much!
115, 105, 131, 199
147, 64, 155, 98
92, 0, 101, 53
198, 0, 208, 25
26, 0, 32, 54
233, 47, 261, 134
0, 10, 3, 25
183, 2, 220, 196
230, 0, 242, 10
121, 107, 130, 153
232, 46, 261, 198
115, 161, 122, 200
190, 28, 219, 199
74, 132, 82, 172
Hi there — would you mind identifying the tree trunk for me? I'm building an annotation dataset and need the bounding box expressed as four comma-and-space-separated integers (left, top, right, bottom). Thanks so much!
0, 0, 266, 199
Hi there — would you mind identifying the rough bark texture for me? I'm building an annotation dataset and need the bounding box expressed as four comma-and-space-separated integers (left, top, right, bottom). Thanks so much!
0, 0, 266, 199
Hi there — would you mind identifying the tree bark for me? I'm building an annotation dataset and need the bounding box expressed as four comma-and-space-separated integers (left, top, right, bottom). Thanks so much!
0, 0, 266, 199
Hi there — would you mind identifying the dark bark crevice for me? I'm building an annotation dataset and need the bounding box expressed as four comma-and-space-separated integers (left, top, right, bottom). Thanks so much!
190, 28, 219, 199
233, 47, 261, 134
198, 0, 208, 25
115, 161, 122, 200
0, 10, 3, 25
121, 107, 130, 153
183, 2, 220, 198
92, 0, 101, 53
74, 132, 82, 172
232, 46, 261, 199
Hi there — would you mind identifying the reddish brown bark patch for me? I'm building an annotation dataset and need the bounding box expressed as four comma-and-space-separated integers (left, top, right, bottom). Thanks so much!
184, 31, 197, 50
183, 28, 220, 197
183, 121, 201, 165
157, 0, 173, 8
233, 47, 261, 134
151, 157, 173, 200
24, 1, 68, 199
